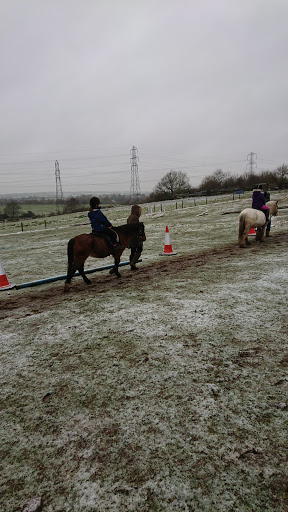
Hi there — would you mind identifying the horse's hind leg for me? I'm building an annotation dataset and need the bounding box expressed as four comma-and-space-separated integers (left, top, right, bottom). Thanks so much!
65, 259, 90, 291
245, 231, 251, 245
64, 263, 78, 292
239, 228, 250, 248
239, 217, 249, 248
258, 227, 266, 242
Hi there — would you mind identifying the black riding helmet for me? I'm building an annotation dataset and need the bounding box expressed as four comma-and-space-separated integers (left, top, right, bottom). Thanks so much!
90, 196, 100, 208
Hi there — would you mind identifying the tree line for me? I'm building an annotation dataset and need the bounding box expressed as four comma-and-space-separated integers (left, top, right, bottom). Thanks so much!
1, 164, 287, 220
147, 164, 288, 202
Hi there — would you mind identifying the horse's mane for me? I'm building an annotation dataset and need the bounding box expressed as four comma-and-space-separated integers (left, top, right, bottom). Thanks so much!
266, 200, 278, 216
114, 222, 144, 235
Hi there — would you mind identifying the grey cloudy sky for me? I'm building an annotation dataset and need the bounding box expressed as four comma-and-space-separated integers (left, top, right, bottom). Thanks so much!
1, 0, 288, 196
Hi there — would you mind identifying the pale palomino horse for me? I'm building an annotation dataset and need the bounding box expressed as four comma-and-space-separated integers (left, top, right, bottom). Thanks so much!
238, 200, 278, 248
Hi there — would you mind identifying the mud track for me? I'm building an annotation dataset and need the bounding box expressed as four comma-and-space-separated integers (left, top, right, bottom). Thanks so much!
1, 231, 287, 316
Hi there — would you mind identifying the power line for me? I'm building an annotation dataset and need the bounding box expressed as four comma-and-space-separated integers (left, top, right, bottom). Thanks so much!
0, 149, 286, 194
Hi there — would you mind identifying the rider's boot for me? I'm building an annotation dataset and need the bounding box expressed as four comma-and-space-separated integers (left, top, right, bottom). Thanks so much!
106, 236, 121, 254
112, 242, 122, 252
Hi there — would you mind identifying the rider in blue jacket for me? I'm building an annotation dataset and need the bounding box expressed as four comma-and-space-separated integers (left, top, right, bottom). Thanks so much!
88, 197, 120, 250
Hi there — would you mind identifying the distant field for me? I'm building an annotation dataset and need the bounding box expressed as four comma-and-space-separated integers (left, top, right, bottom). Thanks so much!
0, 201, 120, 217
0, 203, 58, 216
0, 193, 245, 218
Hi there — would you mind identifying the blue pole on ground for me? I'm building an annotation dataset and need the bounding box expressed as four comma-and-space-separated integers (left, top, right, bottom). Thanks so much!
16, 260, 133, 289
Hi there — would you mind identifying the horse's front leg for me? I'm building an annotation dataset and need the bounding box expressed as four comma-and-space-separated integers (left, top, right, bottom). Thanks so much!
108, 254, 122, 277
78, 264, 92, 285
113, 254, 122, 277
109, 248, 125, 277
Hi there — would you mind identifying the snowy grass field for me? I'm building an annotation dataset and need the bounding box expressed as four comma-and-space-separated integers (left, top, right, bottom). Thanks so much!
1, 192, 288, 511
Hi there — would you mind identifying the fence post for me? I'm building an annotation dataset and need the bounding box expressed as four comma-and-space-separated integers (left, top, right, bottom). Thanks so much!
233, 193, 234, 200
206, 197, 207, 204
182, 200, 184, 208
176, 202, 177, 209
153, 204, 155, 212
21, 222, 24, 232
161, 204, 162, 212
194, 199, 196, 206
44, 220, 47, 229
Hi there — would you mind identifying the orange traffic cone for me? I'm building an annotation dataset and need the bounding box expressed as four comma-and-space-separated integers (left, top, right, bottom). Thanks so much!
0, 258, 15, 290
248, 228, 256, 236
160, 226, 178, 256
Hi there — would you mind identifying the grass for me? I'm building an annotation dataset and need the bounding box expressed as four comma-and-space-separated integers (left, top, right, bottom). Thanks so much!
0, 203, 58, 216
0, 192, 288, 511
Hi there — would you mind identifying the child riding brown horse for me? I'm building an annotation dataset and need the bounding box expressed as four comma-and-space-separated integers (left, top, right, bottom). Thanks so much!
64, 222, 146, 291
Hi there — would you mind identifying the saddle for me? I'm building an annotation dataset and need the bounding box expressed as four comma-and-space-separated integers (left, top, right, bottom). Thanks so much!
91, 229, 121, 252
91, 231, 103, 237
253, 207, 269, 222
261, 207, 270, 222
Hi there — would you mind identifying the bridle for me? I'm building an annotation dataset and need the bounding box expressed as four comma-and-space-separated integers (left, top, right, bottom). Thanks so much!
135, 226, 146, 242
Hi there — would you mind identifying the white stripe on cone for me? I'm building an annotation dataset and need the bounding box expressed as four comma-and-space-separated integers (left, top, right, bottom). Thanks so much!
0, 258, 15, 290
160, 226, 178, 255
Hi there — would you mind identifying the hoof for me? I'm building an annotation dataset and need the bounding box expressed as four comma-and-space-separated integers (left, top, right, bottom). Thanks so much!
109, 268, 115, 275
130, 266, 139, 271
85, 279, 92, 285
64, 283, 71, 293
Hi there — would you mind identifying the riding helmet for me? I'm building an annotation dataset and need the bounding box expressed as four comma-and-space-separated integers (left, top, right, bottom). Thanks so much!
90, 196, 100, 208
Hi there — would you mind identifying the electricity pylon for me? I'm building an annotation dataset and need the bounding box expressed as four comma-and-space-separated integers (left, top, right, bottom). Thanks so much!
130, 146, 141, 202
246, 152, 257, 175
55, 160, 64, 214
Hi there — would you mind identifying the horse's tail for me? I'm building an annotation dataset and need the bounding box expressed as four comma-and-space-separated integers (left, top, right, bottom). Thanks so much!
67, 238, 75, 271
238, 213, 246, 239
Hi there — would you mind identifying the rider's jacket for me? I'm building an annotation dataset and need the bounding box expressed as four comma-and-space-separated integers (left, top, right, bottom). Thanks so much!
252, 189, 266, 210
88, 207, 112, 232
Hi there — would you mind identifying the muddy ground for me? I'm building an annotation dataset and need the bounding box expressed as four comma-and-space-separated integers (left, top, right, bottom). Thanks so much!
1, 230, 287, 315
1, 207, 288, 511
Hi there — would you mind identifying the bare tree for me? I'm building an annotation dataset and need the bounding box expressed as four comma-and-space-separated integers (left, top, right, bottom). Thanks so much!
199, 169, 232, 192
4, 200, 22, 219
275, 164, 288, 188
152, 170, 191, 199
63, 197, 83, 213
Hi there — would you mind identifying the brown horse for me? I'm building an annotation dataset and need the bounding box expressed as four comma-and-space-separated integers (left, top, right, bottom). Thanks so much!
64, 222, 146, 291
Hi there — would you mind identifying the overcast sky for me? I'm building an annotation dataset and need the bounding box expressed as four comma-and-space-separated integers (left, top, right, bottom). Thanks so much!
1, 0, 288, 196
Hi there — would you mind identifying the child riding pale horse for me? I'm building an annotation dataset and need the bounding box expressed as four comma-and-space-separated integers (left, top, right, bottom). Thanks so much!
252, 185, 271, 235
